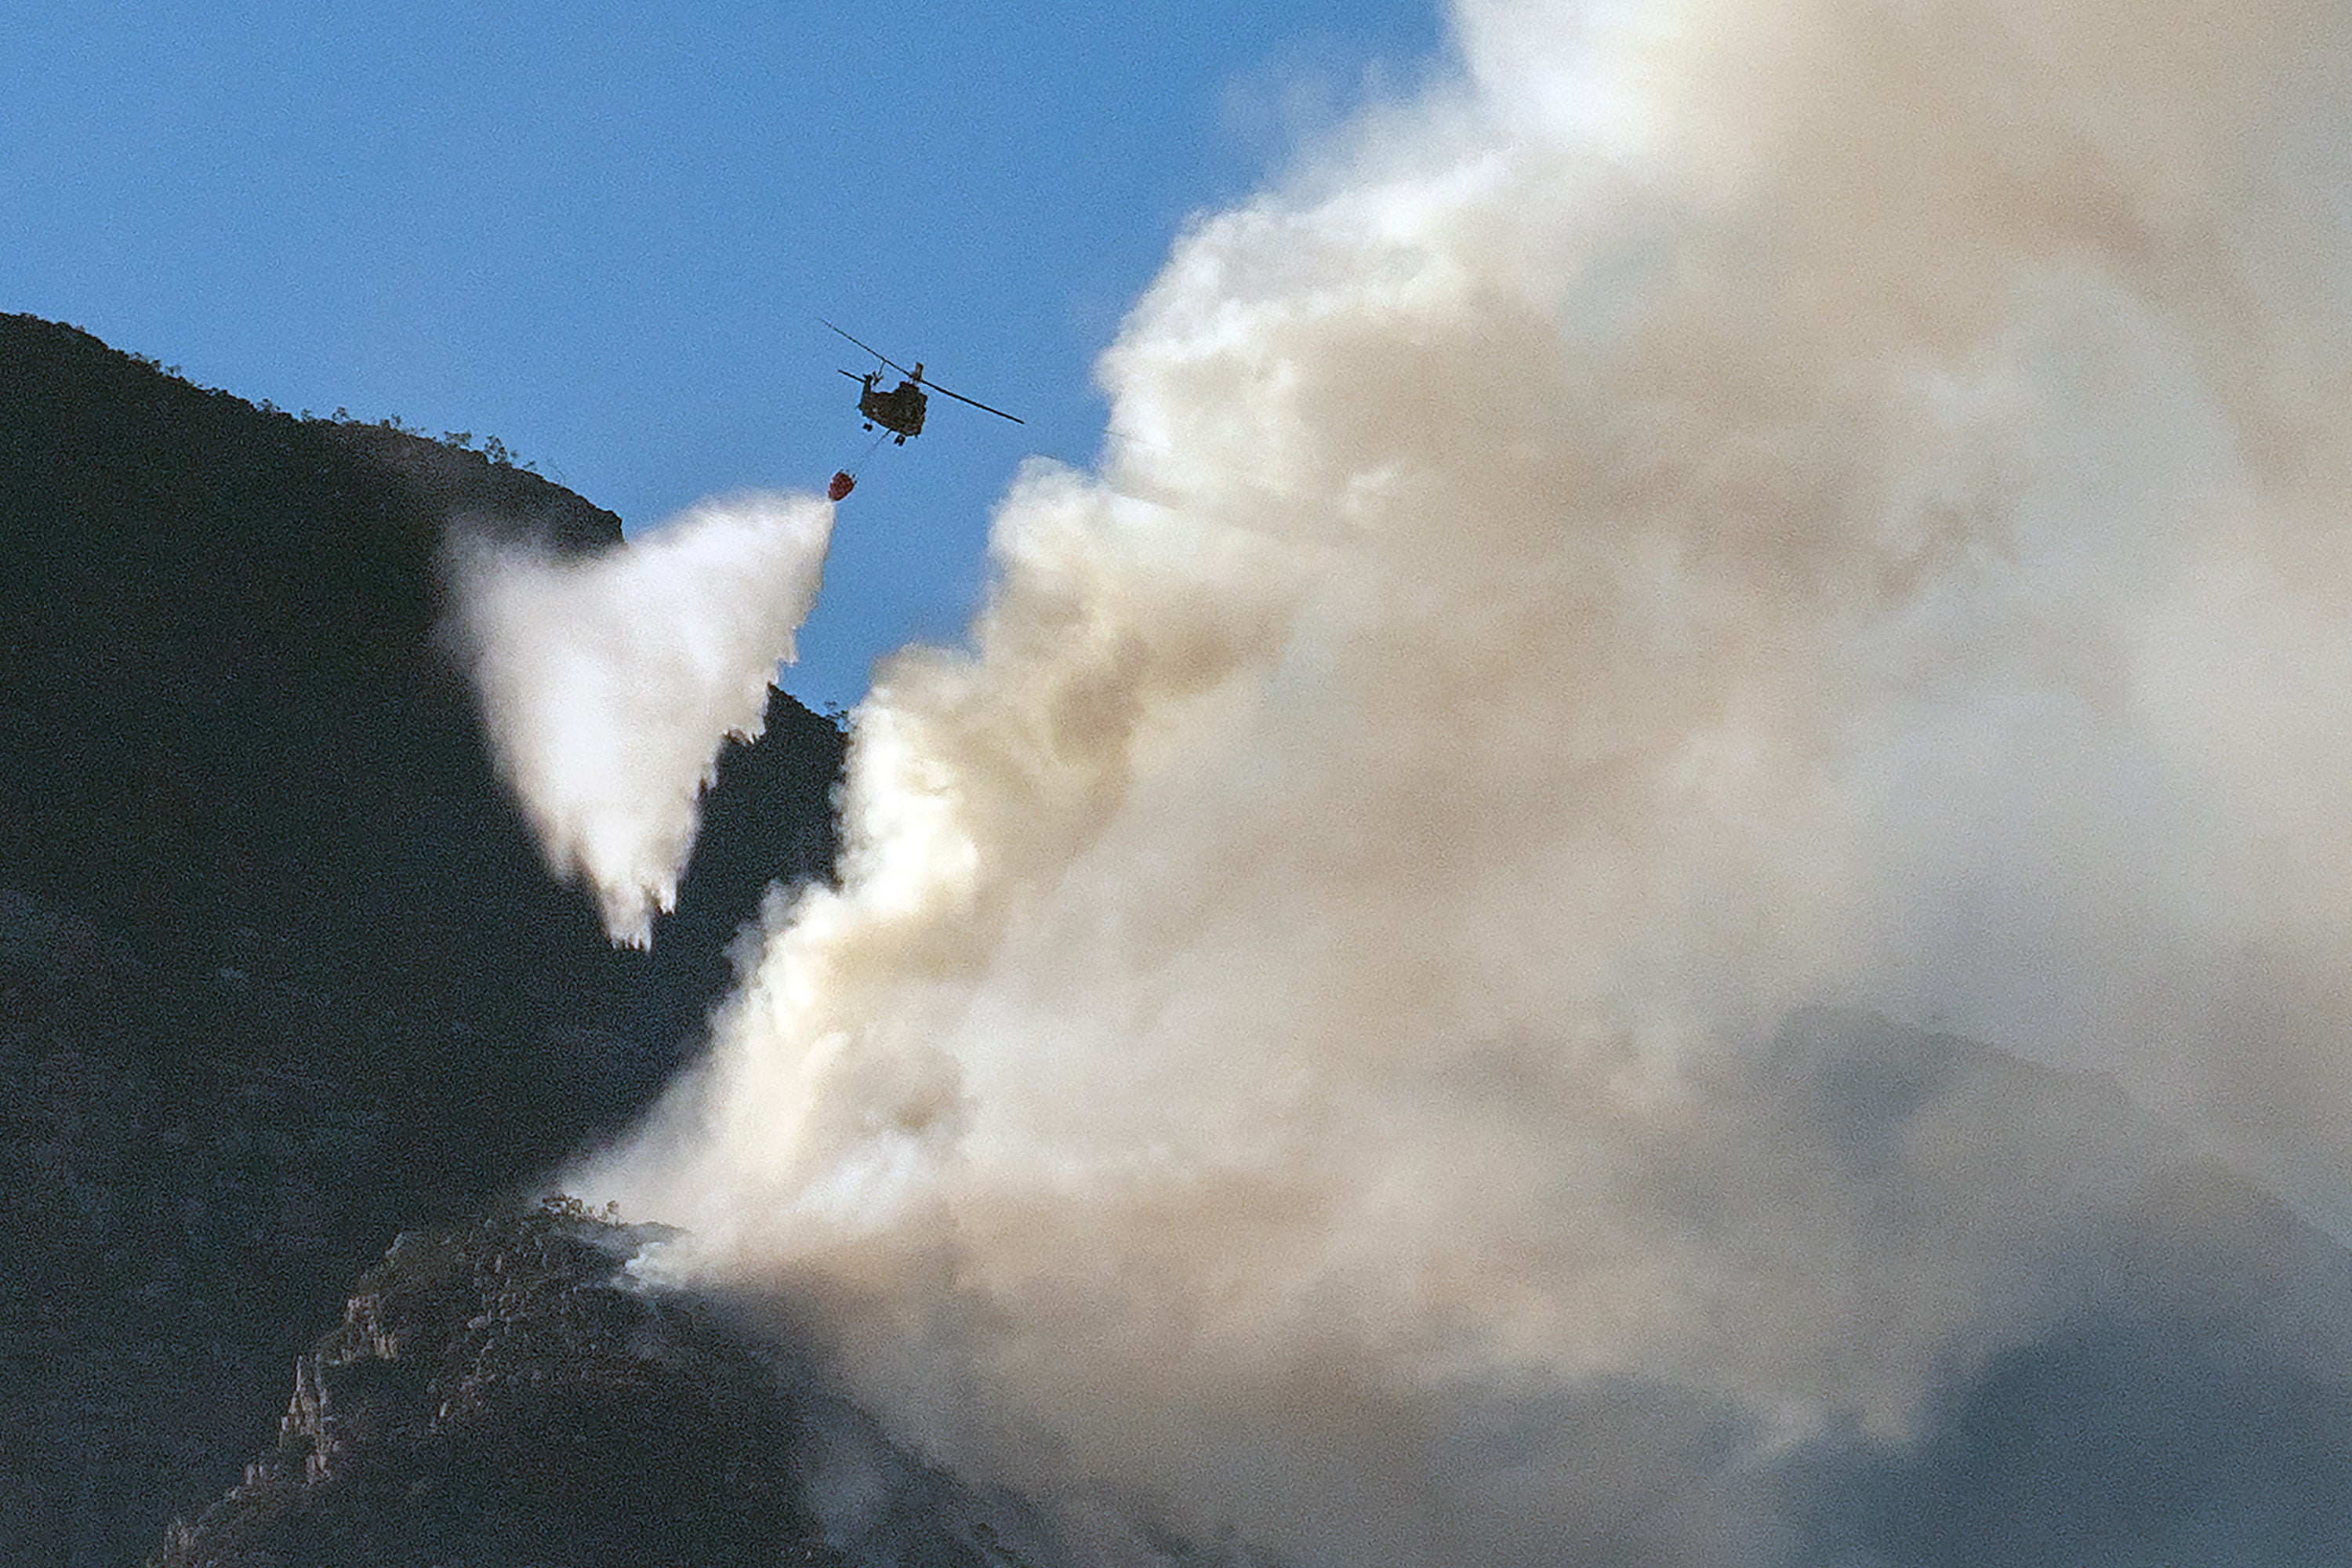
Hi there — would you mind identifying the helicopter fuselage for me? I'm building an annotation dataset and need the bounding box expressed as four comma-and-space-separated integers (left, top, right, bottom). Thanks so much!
859, 373, 927, 442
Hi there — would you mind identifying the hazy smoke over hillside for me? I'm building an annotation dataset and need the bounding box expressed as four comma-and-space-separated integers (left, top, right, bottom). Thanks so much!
449, 492, 833, 946
575, 1, 2352, 1560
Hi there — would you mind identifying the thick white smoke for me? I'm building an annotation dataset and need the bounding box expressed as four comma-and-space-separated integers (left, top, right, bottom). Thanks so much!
448, 492, 833, 946
583, 2, 2352, 1561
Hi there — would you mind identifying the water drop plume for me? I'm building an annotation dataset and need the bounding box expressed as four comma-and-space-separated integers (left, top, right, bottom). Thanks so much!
449, 491, 834, 947
586, 2, 2352, 1560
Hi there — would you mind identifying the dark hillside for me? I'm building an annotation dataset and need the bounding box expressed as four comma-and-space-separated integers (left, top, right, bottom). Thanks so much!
0, 314, 621, 1097
0, 314, 844, 1565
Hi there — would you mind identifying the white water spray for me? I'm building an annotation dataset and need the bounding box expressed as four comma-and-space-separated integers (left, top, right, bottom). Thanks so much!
449, 491, 834, 946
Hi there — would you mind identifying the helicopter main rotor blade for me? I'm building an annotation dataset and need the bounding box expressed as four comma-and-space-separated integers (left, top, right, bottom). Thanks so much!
822, 320, 1022, 423
821, 320, 914, 379
921, 381, 1025, 424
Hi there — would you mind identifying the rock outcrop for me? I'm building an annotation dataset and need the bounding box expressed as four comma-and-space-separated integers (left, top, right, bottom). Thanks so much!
157, 1203, 841, 1568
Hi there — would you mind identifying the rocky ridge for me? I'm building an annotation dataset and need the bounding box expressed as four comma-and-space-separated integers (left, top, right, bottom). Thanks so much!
157, 1203, 839, 1568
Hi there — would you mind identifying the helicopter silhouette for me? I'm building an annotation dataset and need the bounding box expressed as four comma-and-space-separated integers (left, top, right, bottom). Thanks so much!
826, 321, 1023, 445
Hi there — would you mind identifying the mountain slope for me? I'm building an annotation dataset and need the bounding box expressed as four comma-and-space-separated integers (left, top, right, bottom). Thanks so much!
0, 314, 844, 1566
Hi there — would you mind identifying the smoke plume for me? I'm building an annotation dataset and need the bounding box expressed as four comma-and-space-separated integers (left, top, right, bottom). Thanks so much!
585, 1, 2352, 1560
448, 492, 833, 946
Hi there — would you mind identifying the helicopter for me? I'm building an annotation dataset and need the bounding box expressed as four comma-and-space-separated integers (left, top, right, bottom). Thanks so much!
825, 321, 1023, 445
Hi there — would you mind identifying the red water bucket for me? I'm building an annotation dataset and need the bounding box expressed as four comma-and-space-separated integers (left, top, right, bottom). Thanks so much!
827, 470, 855, 502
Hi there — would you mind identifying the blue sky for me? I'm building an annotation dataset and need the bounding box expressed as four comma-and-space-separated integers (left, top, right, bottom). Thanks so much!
5, 0, 1449, 712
